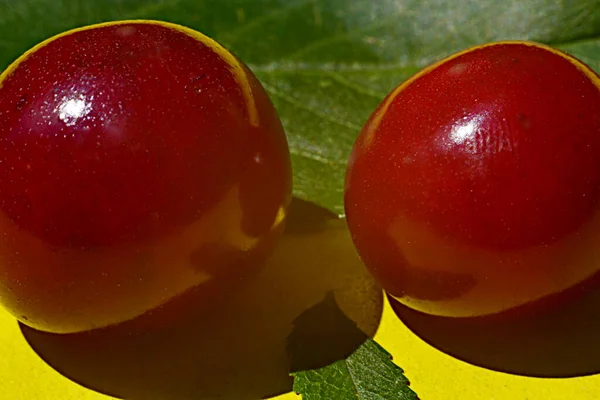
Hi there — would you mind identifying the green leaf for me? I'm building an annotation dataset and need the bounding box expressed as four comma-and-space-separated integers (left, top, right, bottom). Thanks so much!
287, 293, 417, 400
1, 0, 600, 214
3, 1, 599, 399
291, 338, 417, 400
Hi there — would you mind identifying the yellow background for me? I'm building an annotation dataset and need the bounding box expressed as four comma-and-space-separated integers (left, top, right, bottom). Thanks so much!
2, 203, 599, 400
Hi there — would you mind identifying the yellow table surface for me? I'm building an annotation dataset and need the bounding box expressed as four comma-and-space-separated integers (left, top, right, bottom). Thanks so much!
2, 200, 600, 399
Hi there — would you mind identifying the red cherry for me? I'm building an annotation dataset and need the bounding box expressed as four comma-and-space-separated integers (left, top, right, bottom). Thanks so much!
0, 20, 292, 333
344, 41, 600, 317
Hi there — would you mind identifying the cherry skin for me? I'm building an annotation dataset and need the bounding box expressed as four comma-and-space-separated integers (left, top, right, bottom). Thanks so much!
344, 41, 600, 318
0, 20, 292, 333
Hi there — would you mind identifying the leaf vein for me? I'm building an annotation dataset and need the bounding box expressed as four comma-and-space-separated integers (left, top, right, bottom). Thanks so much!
122, 0, 181, 19
283, 11, 415, 61
262, 82, 361, 131
345, 358, 361, 398
326, 71, 387, 100
221, 0, 312, 44
290, 148, 341, 165
252, 61, 423, 74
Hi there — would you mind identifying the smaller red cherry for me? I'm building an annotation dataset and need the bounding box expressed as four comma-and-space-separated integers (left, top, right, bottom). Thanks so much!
345, 41, 600, 317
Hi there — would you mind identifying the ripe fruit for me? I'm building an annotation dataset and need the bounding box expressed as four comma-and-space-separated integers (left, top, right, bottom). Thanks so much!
0, 20, 292, 333
344, 41, 600, 318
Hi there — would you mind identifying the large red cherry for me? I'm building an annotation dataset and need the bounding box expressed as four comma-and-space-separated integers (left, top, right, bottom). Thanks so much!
0, 20, 292, 333
344, 41, 600, 317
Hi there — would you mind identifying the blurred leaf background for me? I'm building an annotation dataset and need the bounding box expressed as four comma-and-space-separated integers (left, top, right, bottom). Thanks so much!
1, 0, 599, 214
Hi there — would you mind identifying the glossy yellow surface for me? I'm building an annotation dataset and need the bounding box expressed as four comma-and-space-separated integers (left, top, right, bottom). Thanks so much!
2, 202, 600, 399
4, 300, 600, 400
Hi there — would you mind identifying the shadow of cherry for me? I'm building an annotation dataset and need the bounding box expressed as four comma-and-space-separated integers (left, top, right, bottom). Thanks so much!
20, 198, 384, 400
391, 271, 600, 378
